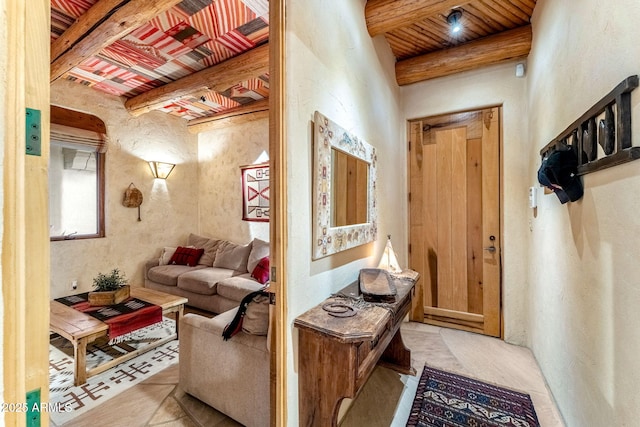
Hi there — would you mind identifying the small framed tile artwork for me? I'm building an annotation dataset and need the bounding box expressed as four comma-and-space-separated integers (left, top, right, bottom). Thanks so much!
241, 163, 270, 222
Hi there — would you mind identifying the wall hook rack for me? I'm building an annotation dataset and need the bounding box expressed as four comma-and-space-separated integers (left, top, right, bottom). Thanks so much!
539, 75, 639, 176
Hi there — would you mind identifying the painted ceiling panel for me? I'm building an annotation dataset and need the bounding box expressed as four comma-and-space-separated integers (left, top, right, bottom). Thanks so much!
51, 0, 270, 120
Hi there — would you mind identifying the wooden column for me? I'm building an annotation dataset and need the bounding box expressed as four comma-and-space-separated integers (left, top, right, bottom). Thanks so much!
4, 0, 51, 425
269, 0, 288, 426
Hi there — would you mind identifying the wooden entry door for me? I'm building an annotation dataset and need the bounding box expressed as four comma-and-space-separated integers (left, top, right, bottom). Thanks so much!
408, 107, 501, 337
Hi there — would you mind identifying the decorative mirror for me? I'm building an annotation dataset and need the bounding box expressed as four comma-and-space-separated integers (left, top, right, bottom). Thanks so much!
312, 111, 377, 259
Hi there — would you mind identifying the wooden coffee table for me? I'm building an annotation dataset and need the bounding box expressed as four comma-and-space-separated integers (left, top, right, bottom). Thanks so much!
50, 287, 188, 386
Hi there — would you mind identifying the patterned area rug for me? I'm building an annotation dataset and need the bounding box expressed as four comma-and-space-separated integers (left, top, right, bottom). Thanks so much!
49, 318, 179, 425
407, 365, 540, 427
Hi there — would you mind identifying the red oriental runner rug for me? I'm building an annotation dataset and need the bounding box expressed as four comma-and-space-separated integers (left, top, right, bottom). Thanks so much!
55, 292, 162, 340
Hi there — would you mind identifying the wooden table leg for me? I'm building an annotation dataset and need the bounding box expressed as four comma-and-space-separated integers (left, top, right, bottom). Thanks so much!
74, 337, 88, 386
298, 330, 355, 427
175, 305, 184, 337
380, 329, 415, 375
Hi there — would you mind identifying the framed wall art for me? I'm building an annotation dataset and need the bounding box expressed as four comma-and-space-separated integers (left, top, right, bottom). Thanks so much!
312, 111, 377, 259
241, 163, 270, 222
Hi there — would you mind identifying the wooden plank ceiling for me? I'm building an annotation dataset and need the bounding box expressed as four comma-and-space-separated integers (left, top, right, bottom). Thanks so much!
51, 0, 536, 127
50, 0, 269, 128
365, 0, 537, 85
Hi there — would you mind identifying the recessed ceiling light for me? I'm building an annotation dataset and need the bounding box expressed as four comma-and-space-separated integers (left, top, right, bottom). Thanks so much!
447, 9, 463, 34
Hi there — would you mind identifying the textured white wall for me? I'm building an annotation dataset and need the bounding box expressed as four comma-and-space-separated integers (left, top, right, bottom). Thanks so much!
284, 0, 404, 424
402, 62, 530, 345
50, 80, 199, 297
527, 0, 640, 425
197, 117, 270, 244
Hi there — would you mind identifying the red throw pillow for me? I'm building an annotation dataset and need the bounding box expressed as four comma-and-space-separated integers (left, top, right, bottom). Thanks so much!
251, 256, 270, 284
169, 246, 204, 267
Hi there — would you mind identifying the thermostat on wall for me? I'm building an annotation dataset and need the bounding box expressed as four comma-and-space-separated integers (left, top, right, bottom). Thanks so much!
529, 186, 538, 209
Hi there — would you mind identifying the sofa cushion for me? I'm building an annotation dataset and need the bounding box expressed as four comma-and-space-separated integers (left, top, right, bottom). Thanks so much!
216, 274, 264, 302
251, 256, 270, 284
243, 293, 269, 336
247, 238, 269, 273
188, 233, 224, 267
177, 267, 235, 296
169, 246, 205, 267
147, 264, 207, 286
213, 241, 252, 274
159, 247, 177, 265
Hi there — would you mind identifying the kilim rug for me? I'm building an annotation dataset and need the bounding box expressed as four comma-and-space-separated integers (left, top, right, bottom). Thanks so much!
55, 292, 162, 340
49, 318, 178, 425
406, 365, 540, 427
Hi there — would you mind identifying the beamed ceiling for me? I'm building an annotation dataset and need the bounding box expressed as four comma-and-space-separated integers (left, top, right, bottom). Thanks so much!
51, 0, 536, 129
50, 0, 270, 131
366, 0, 537, 85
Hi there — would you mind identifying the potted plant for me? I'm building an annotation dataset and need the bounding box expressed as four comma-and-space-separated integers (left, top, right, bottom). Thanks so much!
89, 268, 130, 306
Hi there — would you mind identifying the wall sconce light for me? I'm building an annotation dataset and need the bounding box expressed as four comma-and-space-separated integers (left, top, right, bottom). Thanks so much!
148, 161, 175, 179
447, 9, 463, 34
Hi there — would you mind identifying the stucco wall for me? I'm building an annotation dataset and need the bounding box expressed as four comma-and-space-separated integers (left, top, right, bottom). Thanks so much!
527, 0, 640, 425
197, 117, 270, 244
284, 0, 405, 424
50, 80, 199, 298
402, 62, 530, 345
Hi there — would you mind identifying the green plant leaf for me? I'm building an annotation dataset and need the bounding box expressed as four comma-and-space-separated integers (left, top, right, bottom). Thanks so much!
92, 268, 128, 291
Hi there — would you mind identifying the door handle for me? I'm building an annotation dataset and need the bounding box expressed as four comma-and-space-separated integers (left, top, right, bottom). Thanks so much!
484, 235, 496, 253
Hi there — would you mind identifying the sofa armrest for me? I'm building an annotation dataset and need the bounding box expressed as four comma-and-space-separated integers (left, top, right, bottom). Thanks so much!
144, 259, 160, 280
182, 309, 235, 334
179, 309, 269, 427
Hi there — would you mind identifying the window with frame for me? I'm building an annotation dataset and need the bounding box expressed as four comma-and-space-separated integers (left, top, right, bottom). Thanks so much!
49, 106, 106, 240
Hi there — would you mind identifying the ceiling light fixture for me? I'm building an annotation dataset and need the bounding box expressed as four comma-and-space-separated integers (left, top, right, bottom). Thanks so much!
447, 9, 463, 34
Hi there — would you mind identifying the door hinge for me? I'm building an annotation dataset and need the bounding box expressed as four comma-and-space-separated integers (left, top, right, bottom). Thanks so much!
270, 266, 276, 282
408, 140, 411, 151
269, 292, 276, 305
408, 243, 412, 254
408, 192, 411, 202
25, 108, 42, 156
26, 388, 41, 427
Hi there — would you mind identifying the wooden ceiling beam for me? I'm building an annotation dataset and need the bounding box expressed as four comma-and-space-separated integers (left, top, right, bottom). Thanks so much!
125, 43, 269, 117
51, 0, 127, 63
187, 99, 269, 134
51, 105, 107, 133
365, 0, 473, 37
50, 0, 183, 82
395, 25, 532, 86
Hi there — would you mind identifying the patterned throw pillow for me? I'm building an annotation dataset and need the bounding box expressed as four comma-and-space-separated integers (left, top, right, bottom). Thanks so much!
251, 256, 270, 284
169, 246, 204, 267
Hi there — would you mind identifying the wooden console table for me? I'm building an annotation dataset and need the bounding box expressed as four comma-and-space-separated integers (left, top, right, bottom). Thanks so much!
294, 271, 418, 427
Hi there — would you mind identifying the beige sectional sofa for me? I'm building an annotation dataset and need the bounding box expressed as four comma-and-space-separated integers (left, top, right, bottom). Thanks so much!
144, 233, 269, 313
180, 300, 270, 427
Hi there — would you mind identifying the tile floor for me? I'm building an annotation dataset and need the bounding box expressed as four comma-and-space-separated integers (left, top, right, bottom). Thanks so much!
52, 321, 565, 426
342, 322, 566, 427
